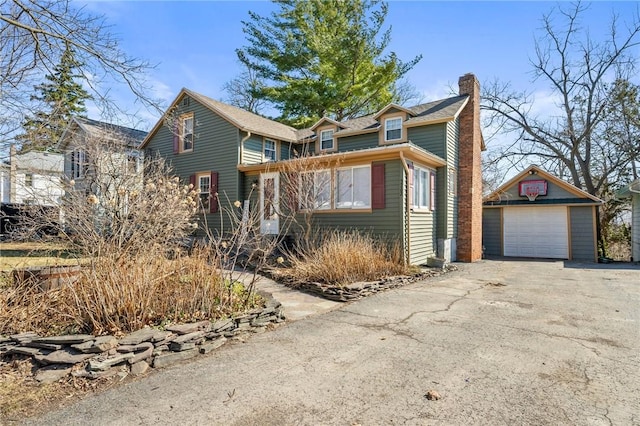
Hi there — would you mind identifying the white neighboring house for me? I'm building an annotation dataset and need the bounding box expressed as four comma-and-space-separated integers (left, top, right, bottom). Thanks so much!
0, 145, 64, 206
617, 180, 640, 262
56, 117, 148, 199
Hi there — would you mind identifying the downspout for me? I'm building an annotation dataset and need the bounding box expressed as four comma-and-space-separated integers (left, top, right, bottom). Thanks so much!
400, 152, 411, 265
239, 131, 252, 164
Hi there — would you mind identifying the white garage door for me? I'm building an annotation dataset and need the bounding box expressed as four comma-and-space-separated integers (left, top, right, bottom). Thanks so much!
503, 206, 569, 259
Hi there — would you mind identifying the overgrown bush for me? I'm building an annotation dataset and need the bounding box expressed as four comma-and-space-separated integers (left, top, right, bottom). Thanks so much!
279, 230, 409, 286
0, 246, 261, 336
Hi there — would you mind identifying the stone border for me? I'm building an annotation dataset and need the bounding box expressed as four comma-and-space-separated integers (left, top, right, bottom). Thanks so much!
262, 264, 458, 302
0, 292, 284, 384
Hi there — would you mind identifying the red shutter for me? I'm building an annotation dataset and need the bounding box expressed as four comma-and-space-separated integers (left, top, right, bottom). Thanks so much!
173, 119, 179, 154
210, 171, 219, 213
408, 162, 414, 208
189, 174, 196, 189
430, 171, 436, 211
371, 163, 385, 209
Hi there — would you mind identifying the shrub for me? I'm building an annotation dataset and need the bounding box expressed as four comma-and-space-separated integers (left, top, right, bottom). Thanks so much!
280, 230, 409, 286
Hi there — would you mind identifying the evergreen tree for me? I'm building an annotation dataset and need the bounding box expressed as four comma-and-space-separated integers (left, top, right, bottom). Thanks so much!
18, 43, 91, 151
235, 0, 421, 127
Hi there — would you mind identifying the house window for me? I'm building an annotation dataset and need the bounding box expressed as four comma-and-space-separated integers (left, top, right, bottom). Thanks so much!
70, 149, 87, 179
181, 114, 194, 152
300, 170, 331, 210
448, 169, 457, 196
198, 174, 210, 211
126, 153, 140, 175
336, 165, 371, 209
385, 118, 402, 141
413, 166, 431, 209
320, 129, 334, 151
264, 139, 277, 162
25, 173, 33, 187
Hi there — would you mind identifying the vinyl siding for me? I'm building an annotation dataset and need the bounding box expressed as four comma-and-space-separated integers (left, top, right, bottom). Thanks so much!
242, 135, 263, 164
408, 124, 447, 159
482, 208, 502, 256
144, 96, 240, 236
409, 208, 435, 264
336, 133, 376, 152
280, 142, 293, 160
569, 206, 596, 261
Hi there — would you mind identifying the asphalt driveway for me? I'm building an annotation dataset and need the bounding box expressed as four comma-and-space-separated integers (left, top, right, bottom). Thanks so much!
21, 259, 640, 425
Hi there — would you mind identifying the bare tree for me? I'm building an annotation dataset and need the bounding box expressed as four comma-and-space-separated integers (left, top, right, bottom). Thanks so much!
222, 58, 268, 115
481, 2, 640, 255
0, 0, 159, 151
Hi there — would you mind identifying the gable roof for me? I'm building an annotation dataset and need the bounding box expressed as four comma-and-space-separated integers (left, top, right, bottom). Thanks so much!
484, 165, 603, 204
372, 103, 415, 120
140, 88, 298, 148
57, 117, 147, 150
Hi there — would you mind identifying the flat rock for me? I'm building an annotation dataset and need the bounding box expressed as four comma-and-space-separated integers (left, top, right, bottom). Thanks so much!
127, 343, 154, 364
7, 346, 49, 357
0, 335, 11, 344
32, 335, 93, 345
130, 360, 149, 376
72, 336, 118, 353
88, 353, 135, 371
10, 332, 39, 344
35, 348, 94, 365
199, 337, 227, 354
25, 342, 64, 351
173, 331, 206, 344
169, 341, 197, 352
165, 321, 211, 335
152, 348, 199, 368
118, 328, 159, 345
211, 319, 234, 332
35, 365, 72, 384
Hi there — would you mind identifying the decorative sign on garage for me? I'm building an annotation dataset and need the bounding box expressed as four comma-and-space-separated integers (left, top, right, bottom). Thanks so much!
518, 179, 547, 201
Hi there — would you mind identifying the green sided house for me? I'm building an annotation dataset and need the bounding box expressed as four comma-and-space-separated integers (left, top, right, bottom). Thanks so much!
616, 180, 640, 262
140, 73, 485, 264
483, 165, 602, 261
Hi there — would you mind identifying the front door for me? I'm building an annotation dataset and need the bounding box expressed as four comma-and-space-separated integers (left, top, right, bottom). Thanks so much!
260, 172, 279, 234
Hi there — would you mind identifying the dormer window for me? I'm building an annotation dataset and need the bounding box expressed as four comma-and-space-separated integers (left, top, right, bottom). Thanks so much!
320, 129, 334, 151
385, 117, 402, 141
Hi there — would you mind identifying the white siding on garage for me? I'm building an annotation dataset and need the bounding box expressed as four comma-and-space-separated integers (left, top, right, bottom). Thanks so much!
503, 206, 569, 259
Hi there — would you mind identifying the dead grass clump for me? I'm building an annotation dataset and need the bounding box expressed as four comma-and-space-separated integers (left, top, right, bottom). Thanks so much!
0, 245, 261, 336
283, 231, 409, 286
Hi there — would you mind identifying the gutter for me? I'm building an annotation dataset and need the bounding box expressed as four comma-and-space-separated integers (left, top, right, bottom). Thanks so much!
399, 151, 411, 265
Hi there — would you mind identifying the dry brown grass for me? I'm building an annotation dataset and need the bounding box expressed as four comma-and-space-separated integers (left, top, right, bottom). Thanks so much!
281, 231, 409, 286
0, 245, 261, 336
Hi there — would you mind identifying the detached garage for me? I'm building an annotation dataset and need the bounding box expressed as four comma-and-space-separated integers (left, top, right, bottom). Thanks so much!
483, 166, 602, 261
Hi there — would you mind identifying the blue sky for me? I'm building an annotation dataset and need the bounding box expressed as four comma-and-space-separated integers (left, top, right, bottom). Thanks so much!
78, 1, 640, 130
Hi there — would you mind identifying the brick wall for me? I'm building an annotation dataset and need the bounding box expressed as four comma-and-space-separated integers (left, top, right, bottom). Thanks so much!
456, 73, 483, 262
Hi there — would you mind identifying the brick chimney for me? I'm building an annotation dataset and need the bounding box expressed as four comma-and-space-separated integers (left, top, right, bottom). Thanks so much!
456, 73, 483, 262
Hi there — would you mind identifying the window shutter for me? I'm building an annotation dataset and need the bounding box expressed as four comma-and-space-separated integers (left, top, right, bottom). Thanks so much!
173, 119, 179, 154
430, 171, 436, 211
371, 163, 385, 209
189, 174, 196, 189
210, 171, 219, 213
408, 162, 414, 208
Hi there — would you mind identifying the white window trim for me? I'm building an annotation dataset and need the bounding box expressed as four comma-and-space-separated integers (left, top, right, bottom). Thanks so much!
319, 129, 335, 152
71, 148, 86, 179
385, 117, 403, 142
197, 173, 211, 211
263, 139, 277, 162
412, 165, 434, 211
180, 114, 194, 153
336, 165, 371, 209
